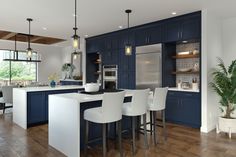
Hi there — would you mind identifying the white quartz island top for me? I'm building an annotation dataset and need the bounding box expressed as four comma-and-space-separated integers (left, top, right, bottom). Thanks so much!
168, 87, 199, 93
14, 85, 84, 92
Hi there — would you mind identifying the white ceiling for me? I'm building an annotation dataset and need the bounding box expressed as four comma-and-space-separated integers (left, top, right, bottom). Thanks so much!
0, 0, 236, 46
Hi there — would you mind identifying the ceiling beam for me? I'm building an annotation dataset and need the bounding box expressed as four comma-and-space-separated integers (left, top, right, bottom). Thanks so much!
31, 36, 43, 42
2, 32, 16, 40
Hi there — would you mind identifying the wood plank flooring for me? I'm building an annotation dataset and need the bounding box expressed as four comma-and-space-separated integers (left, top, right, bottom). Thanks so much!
0, 113, 236, 157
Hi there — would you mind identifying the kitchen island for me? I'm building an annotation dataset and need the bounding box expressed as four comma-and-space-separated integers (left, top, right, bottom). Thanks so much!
49, 91, 133, 157
13, 85, 84, 129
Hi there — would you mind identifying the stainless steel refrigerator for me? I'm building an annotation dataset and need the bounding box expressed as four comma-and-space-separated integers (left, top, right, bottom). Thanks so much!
136, 44, 162, 91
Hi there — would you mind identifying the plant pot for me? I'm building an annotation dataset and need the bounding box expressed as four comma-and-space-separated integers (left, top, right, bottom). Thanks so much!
50, 80, 56, 88
216, 117, 236, 138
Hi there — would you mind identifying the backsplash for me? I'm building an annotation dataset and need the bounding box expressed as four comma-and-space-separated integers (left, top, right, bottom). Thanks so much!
176, 42, 200, 85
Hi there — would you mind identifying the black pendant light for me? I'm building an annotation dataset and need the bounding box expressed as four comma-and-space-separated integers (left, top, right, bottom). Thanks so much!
72, 0, 80, 49
26, 18, 33, 60
125, 9, 132, 56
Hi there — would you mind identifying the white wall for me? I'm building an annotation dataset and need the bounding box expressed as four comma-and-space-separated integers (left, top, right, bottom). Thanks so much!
201, 9, 222, 132
222, 17, 236, 65
222, 17, 236, 117
0, 40, 64, 83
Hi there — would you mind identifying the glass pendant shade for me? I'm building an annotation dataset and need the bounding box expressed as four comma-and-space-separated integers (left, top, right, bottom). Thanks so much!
72, 34, 80, 49
125, 45, 132, 56
26, 47, 32, 58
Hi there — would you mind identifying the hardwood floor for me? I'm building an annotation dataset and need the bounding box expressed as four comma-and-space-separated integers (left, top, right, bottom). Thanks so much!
0, 113, 236, 157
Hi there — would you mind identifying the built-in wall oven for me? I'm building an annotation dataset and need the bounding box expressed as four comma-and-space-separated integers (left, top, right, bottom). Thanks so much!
103, 65, 118, 90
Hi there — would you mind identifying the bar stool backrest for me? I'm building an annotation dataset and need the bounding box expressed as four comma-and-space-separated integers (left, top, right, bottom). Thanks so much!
2, 85, 17, 104
129, 89, 150, 115
101, 91, 126, 123
152, 87, 168, 111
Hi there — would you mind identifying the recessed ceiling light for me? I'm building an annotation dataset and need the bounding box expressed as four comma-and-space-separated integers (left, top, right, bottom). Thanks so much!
182, 41, 188, 43
118, 25, 123, 29
42, 27, 47, 30
85, 35, 89, 37
172, 12, 177, 15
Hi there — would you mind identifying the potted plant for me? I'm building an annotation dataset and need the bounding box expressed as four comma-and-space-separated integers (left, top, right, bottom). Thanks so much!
61, 63, 75, 79
210, 58, 236, 138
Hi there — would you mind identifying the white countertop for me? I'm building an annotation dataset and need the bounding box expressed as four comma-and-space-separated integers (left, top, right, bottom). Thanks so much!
13, 85, 84, 92
168, 87, 199, 93
51, 91, 133, 103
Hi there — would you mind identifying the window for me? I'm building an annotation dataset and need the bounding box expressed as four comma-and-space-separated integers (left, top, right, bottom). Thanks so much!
0, 50, 37, 85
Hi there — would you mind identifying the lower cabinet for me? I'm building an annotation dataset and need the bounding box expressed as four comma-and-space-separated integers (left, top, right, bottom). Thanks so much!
165, 91, 201, 128
60, 80, 83, 85
27, 89, 81, 127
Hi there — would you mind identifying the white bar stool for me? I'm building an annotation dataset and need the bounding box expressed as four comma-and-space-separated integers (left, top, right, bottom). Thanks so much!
148, 87, 168, 145
84, 91, 125, 157
122, 89, 150, 155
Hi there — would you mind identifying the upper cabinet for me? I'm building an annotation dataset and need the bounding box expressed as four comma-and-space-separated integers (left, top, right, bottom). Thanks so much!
86, 37, 104, 53
135, 24, 162, 46
163, 14, 201, 42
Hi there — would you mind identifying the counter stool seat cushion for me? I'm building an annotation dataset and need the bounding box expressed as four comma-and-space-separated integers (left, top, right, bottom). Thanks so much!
122, 102, 133, 116
84, 107, 104, 123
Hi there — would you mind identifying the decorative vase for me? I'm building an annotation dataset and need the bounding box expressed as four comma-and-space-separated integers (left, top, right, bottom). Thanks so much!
50, 80, 56, 88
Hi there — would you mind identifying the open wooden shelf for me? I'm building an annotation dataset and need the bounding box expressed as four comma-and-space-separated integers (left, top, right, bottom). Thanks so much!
172, 54, 199, 59
94, 71, 102, 75
172, 71, 199, 75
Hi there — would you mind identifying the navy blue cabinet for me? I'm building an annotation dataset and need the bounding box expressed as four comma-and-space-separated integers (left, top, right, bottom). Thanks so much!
60, 80, 83, 85
118, 31, 135, 49
27, 89, 81, 127
27, 92, 46, 125
102, 49, 119, 65
86, 37, 104, 53
164, 14, 201, 42
165, 91, 201, 128
135, 24, 162, 46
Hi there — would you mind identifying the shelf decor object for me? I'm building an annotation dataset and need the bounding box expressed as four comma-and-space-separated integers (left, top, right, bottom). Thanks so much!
71, 0, 80, 49
125, 9, 132, 56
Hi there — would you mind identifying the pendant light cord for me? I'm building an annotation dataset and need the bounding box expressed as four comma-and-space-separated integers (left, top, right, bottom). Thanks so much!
74, 0, 77, 35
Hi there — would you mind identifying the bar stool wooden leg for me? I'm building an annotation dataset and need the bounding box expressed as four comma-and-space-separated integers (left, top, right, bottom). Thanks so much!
84, 120, 89, 157
143, 114, 148, 149
153, 111, 157, 145
117, 120, 123, 157
162, 110, 167, 141
102, 124, 107, 157
150, 111, 153, 135
132, 116, 136, 155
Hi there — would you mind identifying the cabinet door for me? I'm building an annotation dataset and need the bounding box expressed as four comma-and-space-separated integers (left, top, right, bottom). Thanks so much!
180, 93, 201, 128
135, 28, 148, 46
165, 95, 180, 121
119, 31, 135, 49
148, 24, 162, 44
181, 17, 201, 40
164, 20, 181, 42
102, 50, 119, 65
86, 38, 103, 53
118, 48, 135, 72
104, 35, 119, 50
27, 92, 46, 125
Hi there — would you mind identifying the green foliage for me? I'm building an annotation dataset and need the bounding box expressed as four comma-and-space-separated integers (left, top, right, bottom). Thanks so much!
210, 58, 236, 118
0, 61, 36, 81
